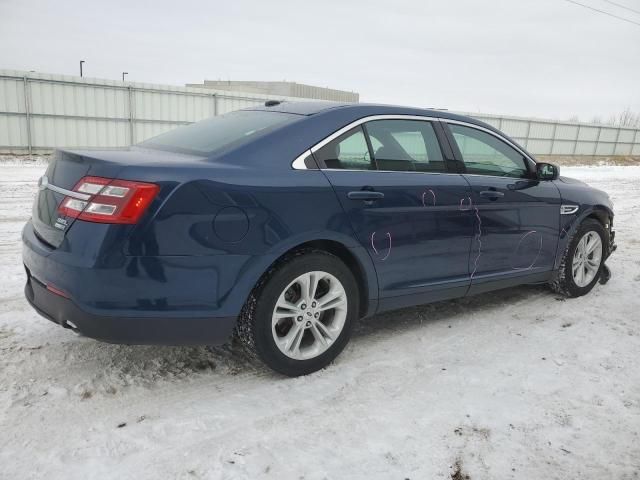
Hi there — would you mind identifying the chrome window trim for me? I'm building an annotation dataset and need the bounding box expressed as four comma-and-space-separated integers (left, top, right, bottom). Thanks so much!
290, 114, 537, 173
441, 118, 537, 171
320, 169, 528, 180
292, 149, 312, 170
321, 168, 460, 176
291, 114, 439, 170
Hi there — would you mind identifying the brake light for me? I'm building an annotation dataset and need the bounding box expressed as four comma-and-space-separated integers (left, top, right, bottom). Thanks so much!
58, 176, 159, 224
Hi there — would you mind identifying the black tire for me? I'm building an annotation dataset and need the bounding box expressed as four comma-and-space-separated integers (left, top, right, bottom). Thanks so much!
235, 250, 359, 377
550, 218, 607, 298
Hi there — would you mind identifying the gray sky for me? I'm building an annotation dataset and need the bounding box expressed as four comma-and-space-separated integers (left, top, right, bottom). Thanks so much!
1, 0, 638, 120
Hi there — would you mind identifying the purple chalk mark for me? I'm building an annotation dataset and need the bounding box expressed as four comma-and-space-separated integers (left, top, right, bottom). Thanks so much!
512, 230, 543, 270
459, 197, 472, 211
422, 189, 436, 207
381, 232, 392, 261
370, 231, 392, 261
470, 203, 482, 279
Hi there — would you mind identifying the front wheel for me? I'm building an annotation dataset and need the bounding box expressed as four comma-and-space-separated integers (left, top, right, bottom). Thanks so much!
236, 250, 359, 376
551, 218, 606, 297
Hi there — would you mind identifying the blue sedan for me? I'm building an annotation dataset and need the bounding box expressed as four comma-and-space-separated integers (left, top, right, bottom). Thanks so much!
22, 101, 616, 376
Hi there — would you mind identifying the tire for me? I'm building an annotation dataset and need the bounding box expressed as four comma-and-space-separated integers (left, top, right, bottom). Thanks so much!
550, 218, 606, 298
235, 250, 359, 377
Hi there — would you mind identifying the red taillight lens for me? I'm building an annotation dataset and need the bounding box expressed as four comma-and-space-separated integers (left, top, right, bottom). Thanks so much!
46, 283, 70, 299
58, 176, 159, 224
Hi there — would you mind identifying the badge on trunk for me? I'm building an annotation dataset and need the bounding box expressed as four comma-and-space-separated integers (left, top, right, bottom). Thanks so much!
54, 217, 68, 230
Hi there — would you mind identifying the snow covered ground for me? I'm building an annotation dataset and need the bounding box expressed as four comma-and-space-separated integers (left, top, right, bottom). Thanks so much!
1, 163, 639, 480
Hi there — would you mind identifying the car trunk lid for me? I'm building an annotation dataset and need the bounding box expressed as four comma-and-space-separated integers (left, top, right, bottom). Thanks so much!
32, 150, 101, 248
32, 148, 194, 248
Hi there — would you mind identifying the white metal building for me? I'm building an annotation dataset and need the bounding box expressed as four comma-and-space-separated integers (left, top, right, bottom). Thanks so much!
185, 80, 359, 103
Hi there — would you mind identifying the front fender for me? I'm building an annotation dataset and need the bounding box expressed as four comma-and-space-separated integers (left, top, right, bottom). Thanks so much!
554, 205, 614, 270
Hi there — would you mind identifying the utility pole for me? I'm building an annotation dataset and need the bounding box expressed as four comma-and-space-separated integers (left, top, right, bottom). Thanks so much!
122, 72, 128, 82
80, 60, 85, 77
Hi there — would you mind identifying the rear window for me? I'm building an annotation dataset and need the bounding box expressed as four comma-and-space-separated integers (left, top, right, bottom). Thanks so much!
140, 110, 298, 155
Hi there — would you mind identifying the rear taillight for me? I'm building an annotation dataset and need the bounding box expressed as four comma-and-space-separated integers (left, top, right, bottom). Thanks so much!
58, 176, 159, 224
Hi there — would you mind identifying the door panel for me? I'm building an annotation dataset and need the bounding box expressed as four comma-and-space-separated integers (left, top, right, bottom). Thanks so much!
464, 176, 561, 283
314, 119, 475, 302
442, 122, 561, 291
323, 171, 473, 298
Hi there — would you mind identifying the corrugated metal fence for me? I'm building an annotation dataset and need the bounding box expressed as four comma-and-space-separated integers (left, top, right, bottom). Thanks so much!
1, 69, 639, 156
464, 112, 640, 157
0, 70, 303, 154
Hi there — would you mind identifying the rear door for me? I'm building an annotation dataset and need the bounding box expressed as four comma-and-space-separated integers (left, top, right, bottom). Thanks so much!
315, 117, 474, 306
442, 121, 561, 292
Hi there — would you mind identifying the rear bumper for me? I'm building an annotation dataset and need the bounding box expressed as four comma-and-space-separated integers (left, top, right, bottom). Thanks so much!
21, 219, 244, 345
24, 268, 236, 345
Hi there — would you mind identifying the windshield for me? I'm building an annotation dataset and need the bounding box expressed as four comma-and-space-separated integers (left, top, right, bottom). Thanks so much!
140, 110, 299, 155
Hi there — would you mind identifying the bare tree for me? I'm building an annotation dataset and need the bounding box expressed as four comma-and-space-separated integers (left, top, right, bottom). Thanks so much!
578, 108, 640, 127
608, 107, 640, 127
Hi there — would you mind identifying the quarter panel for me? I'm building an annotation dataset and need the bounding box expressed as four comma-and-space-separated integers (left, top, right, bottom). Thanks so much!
126, 167, 379, 316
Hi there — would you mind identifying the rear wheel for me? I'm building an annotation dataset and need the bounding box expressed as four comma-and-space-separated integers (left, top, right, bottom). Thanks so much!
236, 250, 358, 376
551, 218, 606, 297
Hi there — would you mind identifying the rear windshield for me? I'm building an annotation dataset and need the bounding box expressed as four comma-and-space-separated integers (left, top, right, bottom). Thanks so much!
140, 110, 298, 155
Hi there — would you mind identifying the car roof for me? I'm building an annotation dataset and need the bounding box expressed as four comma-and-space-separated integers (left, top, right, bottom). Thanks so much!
246, 101, 494, 130
246, 101, 348, 115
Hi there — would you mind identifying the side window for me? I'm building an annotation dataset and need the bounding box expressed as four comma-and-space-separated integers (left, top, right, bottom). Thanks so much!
314, 126, 374, 170
364, 120, 445, 172
449, 124, 529, 178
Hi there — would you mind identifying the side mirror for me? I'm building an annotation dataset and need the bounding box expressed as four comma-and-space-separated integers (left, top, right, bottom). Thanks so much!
536, 162, 559, 181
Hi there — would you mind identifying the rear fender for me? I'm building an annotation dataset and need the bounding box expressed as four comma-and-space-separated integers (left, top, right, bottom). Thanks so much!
224, 232, 379, 320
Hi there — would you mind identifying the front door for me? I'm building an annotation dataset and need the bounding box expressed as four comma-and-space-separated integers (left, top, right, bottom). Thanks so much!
314, 118, 474, 309
443, 122, 561, 293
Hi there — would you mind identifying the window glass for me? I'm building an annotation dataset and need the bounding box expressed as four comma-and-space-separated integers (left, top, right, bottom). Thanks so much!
314, 126, 374, 170
365, 120, 445, 172
141, 110, 297, 155
449, 124, 528, 178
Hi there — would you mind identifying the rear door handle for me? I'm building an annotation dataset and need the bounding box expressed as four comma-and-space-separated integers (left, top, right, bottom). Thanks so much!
347, 191, 385, 201
480, 190, 504, 199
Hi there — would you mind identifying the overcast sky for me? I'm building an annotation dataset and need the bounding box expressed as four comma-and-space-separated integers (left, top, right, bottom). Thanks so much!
1, 0, 638, 120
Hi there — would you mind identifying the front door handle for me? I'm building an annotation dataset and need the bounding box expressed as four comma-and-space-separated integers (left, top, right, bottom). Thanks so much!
347, 191, 385, 202
480, 190, 504, 199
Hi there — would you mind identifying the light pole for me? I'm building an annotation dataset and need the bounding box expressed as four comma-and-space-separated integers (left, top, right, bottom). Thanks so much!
122, 72, 128, 82
80, 60, 85, 77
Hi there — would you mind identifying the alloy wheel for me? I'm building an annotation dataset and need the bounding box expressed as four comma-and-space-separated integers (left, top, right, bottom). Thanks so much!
271, 271, 348, 360
572, 231, 602, 288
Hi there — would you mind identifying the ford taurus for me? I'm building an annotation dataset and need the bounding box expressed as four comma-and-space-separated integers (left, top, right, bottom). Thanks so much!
22, 101, 616, 376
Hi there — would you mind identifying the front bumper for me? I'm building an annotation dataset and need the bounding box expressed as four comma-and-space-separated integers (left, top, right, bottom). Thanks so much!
608, 229, 617, 257
24, 267, 236, 345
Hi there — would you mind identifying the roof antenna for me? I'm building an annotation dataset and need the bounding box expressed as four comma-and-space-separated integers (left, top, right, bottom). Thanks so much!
264, 100, 281, 107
